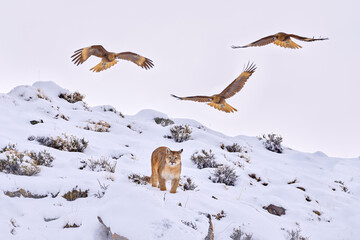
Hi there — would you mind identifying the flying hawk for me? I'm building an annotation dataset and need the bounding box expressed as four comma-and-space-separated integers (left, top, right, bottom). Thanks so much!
71, 45, 154, 72
231, 32, 328, 49
171, 62, 256, 113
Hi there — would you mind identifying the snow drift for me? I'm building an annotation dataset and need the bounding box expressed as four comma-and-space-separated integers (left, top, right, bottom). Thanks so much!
0, 81, 359, 240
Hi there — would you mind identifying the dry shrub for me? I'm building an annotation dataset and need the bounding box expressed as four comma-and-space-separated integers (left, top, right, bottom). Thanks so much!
221, 143, 243, 153
36, 134, 88, 152
28, 150, 54, 167
101, 105, 125, 118
62, 186, 89, 201
180, 177, 197, 191
63, 223, 81, 228
36, 89, 51, 101
210, 165, 238, 186
212, 210, 226, 220
128, 173, 150, 185
181, 220, 197, 230
168, 125, 192, 142
154, 117, 174, 127
230, 226, 253, 240
286, 228, 308, 240
84, 120, 111, 132
258, 133, 283, 153
59, 91, 84, 103
191, 149, 218, 169
0, 146, 41, 176
0, 144, 17, 153
94, 179, 109, 199
54, 114, 70, 121
79, 157, 116, 173
4, 189, 48, 199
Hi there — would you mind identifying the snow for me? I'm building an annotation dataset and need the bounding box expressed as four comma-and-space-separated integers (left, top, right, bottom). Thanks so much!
0, 81, 359, 240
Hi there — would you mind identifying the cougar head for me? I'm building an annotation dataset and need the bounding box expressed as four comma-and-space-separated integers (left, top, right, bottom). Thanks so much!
166, 148, 183, 166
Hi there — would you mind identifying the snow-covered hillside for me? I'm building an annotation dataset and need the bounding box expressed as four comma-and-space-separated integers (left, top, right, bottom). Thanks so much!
0, 81, 359, 240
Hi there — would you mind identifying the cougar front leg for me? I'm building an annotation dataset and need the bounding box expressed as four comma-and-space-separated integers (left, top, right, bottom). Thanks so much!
150, 172, 159, 187
170, 178, 180, 193
159, 177, 167, 191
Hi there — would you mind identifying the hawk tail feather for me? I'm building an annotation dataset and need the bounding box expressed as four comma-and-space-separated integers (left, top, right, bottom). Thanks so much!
274, 40, 302, 49
90, 60, 118, 72
208, 102, 237, 113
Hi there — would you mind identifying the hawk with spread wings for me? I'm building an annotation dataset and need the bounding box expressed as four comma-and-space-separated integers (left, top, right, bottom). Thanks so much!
231, 32, 328, 49
71, 45, 154, 72
171, 62, 256, 113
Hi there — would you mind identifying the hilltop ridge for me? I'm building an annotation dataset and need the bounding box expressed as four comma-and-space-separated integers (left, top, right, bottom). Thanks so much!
0, 81, 359, 240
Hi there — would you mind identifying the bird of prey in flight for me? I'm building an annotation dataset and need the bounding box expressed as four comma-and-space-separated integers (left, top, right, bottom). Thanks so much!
71, 45, 154, 72
171, 62, 256, 113
231, 32, 328, 49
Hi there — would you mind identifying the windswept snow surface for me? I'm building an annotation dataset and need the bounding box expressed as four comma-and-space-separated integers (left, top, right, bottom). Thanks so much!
0, 81, 359, 240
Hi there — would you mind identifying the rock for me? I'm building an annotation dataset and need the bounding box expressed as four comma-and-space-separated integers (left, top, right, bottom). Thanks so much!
313, 210, 321, 216
249, 173, 261, 182
296, 186, 306, 192
287, 179, 297, 184
264, 204, 286, 216
30, 120, 43, 125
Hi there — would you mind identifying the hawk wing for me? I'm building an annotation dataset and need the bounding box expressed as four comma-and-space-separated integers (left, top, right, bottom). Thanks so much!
171, 94, 213, 103
90, 60, 118, 72
232, 35, 277, 48
115, 52, 154, 70
289, 34, 329, 42
71, 45, 108, 65
219, 62, 256, 99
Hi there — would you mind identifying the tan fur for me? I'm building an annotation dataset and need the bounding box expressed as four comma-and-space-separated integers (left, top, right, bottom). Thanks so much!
150, 147, 183, 193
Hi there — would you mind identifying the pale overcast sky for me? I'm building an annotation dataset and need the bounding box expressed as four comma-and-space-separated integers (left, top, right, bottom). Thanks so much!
1, 0, 359, 158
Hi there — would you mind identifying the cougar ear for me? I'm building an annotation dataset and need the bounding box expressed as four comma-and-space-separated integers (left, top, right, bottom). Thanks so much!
179, 149, 183, 154
166, 148, 171, 154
